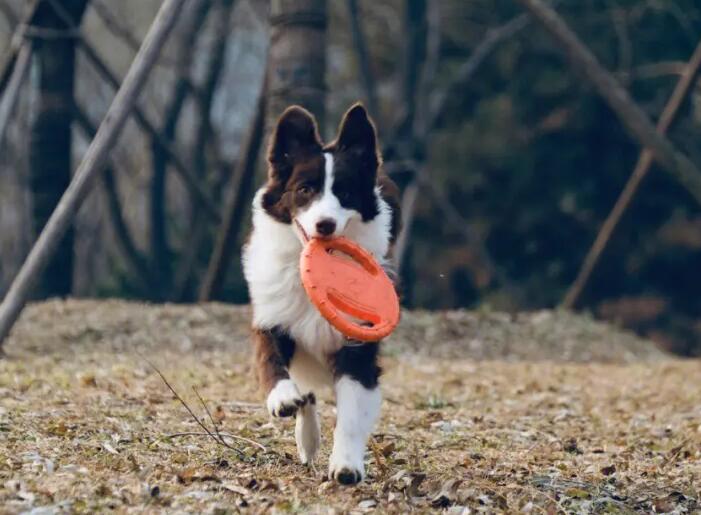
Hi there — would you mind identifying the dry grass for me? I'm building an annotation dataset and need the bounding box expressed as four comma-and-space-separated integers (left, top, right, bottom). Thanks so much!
0, 300, 699, 514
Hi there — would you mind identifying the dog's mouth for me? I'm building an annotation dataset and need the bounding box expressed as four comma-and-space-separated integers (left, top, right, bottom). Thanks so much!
294, 218, 350, 244
293, 219, 310, 244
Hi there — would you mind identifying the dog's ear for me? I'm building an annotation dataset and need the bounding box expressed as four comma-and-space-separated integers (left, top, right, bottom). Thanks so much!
267, 106, 322, 180
335, 103, 379, 172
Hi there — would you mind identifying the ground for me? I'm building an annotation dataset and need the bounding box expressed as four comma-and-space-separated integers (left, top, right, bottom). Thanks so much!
0, 300, 699, 514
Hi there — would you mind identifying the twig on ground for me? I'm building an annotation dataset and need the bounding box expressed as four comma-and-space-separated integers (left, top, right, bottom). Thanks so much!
661, 438, 690, 469
167, 432, 267, 452
193, 386, 227, 446
369, 437, 389, 477
141, 354, 254, 456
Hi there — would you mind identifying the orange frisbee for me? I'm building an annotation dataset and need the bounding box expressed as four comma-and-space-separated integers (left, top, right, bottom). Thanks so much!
300, 237, 400, 342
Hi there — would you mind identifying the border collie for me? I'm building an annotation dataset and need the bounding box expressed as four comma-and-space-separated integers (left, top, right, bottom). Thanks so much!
242, 103, 401, 485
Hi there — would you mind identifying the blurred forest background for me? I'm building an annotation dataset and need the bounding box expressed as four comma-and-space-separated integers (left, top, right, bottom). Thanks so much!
1, 0, 700, 356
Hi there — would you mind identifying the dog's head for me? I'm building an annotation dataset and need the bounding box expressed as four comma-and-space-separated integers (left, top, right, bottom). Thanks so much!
262, 103, 381, 241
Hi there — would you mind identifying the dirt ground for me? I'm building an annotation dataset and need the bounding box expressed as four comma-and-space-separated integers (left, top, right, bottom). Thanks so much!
0, 300, 699, 514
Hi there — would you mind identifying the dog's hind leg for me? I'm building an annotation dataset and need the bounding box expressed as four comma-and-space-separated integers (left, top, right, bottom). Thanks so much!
328, 343, 382, 485
295, 392, 320, 468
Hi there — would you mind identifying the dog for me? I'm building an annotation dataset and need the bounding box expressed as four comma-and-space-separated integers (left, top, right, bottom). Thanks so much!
242, 103, 401, 485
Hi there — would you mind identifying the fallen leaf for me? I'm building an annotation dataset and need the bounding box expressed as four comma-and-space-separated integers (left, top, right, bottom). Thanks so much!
563, 438, 582, 454
176, 467, 219, 484
600, 465, 616, 476
213, 405, 226, 424
79, 373, 97, 387
381, 441, 396, 457
46, 420, 68, 437
408, 472, 426, 497
652, 496, 675, 513
431, 478, 463, 507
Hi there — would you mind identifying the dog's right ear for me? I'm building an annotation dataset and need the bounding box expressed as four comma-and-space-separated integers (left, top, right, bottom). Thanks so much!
267, 106, 322, 180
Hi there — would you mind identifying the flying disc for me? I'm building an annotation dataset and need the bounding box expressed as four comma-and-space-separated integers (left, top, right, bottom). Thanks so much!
300, 237, 400, 342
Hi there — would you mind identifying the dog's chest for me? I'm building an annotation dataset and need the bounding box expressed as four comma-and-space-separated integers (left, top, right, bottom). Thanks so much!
243, 227, 345, 359
243, 188, 392, 359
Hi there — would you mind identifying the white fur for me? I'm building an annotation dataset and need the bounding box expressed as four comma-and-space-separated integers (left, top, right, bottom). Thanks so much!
243, 153, 393, 374
266, 378, 303, 417
243, 153, 392, 476
295, 399, 321, 465
328, 377, 382, 482
296, 154, 354, 239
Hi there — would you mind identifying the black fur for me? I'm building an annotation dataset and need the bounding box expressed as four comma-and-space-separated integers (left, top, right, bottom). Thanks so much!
331, 342, 381, 389
268, 326, 296, 367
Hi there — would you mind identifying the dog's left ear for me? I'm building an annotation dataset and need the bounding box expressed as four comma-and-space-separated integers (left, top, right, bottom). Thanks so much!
336, 103, 380, 171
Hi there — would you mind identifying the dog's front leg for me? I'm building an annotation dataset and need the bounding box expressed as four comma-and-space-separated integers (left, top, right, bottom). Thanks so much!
329, 343, 382, 485
252, 327, 305, 417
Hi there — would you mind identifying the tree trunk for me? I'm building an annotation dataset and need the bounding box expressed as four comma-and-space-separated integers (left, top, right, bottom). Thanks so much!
28, 0, 89, 298
0, 0, 187, 349
268, 0, 327, 133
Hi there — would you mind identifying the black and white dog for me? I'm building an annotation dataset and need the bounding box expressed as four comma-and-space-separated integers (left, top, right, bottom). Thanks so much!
242, 103, 400, 484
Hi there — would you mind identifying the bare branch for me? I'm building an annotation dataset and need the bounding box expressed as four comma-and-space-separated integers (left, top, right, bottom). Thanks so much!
73, 106, 154, 289
150, 0, 214, 298
610, 7, 632, 86
347, 0, 379, 119
89, 0, 142, 54
515, 0, 701, 205
0, 0, 188, 347
392, 181, 419, 273
78, 39, 222, 223
0, 0, 40, 94
0, 1, 18, 28
390, 12, 530, 274
421, 13, 530, 140
0, 43, 30, 149
43, 0, 222, 225
562, 38, 701, 309
199, 74, 267, 301
415, 0, 441, 137
173, 0, 237, 300
625, 61, 687, 81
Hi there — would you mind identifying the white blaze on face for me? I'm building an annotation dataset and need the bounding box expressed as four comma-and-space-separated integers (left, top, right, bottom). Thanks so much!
296, 153, 356, 239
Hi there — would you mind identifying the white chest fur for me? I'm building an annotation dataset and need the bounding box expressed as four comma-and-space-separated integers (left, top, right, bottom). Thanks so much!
242, 188, 392, 362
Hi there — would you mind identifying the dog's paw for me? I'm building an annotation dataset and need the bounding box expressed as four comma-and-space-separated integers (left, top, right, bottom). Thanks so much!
329, 464, 364, 485
266, 379, 305, 417
328, 447, 365, 485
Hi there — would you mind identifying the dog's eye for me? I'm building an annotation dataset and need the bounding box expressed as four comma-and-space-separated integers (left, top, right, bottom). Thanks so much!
297, 185, 312, 195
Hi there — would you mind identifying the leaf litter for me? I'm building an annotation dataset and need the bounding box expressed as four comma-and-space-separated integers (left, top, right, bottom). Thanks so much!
0, 299, 698, 513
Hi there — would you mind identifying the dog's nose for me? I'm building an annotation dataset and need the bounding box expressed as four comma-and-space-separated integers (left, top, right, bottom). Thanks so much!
315, 218, 337, 237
